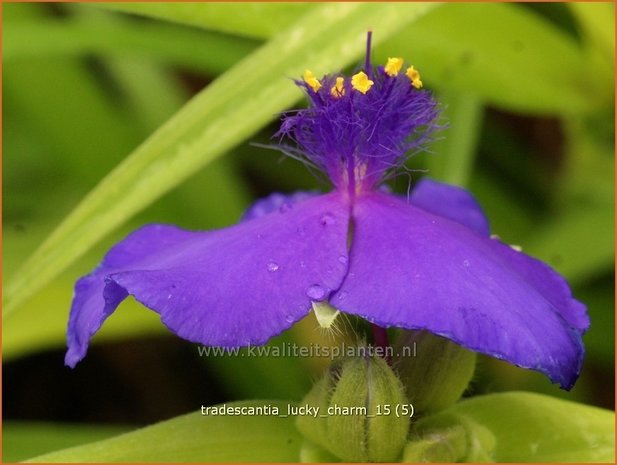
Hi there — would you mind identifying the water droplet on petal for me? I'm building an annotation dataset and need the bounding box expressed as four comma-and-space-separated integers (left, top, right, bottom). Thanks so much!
337, 291, 348, 301
306, 284, 327, 301
279, 202, 293, 213
267, 262, 279, 272
320, 213, 335, 226
338, 255, 348, 265
300, 261, 307, 269
285, 314, 295, 323
463, 259, 470, 267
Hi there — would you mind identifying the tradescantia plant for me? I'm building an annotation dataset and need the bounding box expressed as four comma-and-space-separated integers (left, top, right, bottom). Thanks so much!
60, 31, 593, 463
3, 2, 614, 463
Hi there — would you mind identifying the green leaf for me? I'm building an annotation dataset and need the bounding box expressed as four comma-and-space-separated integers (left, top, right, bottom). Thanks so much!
24, 400, 301, 462
4, 2, 439, 317
3, 422, 129, 463
377, 3, 600, 115
3, 16, 258, 76
415, 391, 615, 462
568, 2, 615, 63
96, 2, 314, 39
523, 205, 614, 285
98, 2, 606, 115
426, 92, 483, 187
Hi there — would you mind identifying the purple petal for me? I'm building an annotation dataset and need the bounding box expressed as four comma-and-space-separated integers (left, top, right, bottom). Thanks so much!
66, 193, 350, 368
410, 178, 490, 236
241, 190, 319, 221
331, 192, 587, 389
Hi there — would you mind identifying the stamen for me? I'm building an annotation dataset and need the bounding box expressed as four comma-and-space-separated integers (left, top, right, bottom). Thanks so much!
405, 65, 423, 89
303, 69, 322, 92
364, 30, 373, 74
384, 57, 404, 77
330, 77, 346, 98
351, 71, 374, 94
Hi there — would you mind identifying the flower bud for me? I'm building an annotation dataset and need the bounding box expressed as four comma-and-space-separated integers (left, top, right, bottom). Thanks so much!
393, 331, 476, 413
296, 355, 410, 462
403, 413, 496, 462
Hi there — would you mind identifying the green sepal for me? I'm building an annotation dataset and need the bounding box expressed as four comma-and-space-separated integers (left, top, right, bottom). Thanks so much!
393, 330, 476, 413
296, 356, 410, 462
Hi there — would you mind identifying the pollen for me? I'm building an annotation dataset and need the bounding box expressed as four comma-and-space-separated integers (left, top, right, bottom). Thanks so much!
405, 66, 423, 89
351, 71, 374, 94
304, 69, 322, 92
384, 57, 404, 77
330, 77, 346, 98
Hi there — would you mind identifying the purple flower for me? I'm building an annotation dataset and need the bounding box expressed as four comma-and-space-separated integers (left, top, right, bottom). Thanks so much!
65, 35, 588, 390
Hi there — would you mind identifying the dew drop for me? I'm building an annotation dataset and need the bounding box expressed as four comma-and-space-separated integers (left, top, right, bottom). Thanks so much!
306, 284, 327, 301
285, 314, 295, 323
463, 259, 470, 267
299, 261, 307, 269
320, 213, 335, 226
338, 255, 348, 265
267, 262, 280, 272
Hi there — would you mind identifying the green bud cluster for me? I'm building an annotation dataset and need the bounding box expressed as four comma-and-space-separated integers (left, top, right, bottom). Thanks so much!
296, 355, 410, 462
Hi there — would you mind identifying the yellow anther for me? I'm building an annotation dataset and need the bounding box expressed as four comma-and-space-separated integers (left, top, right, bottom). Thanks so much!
351, 71, 374, 94
330, 77, 345, 98
405, 65, 423, 89
384, 57, 404, 77
303, 69, 322, 92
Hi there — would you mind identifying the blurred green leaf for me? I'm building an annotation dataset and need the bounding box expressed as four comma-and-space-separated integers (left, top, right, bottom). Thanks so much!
568, 2, 615, 63
3, 422, 130, 463
427, 92, 483, 186
377, 2, 603, 115
97, 2, 314, 39
202, 330, 312, 401
576, 277, 615, 367
97, 2, 608, 115
524, 205, 614, 286
5, 2, 438, 317
417, 391, 615, 462
3, 57, 140, 187
25, 400, 301, 462
3, 16, 258, 76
